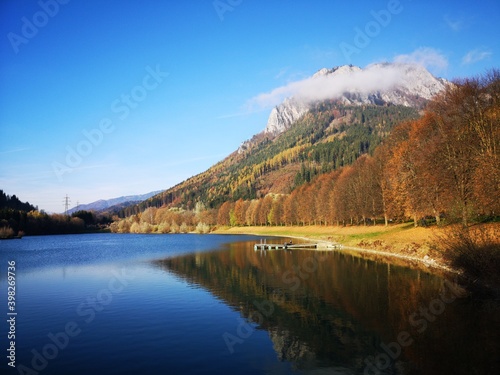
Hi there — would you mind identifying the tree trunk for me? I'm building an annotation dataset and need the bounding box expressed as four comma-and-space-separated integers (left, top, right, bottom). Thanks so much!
434, 210, 441, 226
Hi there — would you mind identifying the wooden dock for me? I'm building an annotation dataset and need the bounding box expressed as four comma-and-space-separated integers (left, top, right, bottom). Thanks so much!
254, 240, 342, 251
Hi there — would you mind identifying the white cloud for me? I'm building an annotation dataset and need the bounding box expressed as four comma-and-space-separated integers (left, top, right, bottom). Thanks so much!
247, 64, 404, 110
462, 48, 492, 65
393, 47, 448, 72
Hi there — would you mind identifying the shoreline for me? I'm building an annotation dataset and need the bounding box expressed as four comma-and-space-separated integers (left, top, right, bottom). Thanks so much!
212, 224, 461, 277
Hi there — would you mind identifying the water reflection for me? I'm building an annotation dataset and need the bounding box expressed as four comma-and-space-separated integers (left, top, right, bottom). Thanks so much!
154, 240, 499, 375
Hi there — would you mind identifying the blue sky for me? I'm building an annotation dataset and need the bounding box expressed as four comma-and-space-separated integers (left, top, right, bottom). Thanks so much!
0, 0, 498, 213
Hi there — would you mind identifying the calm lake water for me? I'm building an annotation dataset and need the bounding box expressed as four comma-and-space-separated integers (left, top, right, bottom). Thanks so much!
0, 234, 498, 375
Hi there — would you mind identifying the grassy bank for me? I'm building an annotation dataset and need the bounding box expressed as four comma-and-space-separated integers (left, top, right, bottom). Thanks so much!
214, 223, 437, 255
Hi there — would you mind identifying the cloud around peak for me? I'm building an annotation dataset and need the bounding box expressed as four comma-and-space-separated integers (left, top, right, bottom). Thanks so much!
247, 64, 405, 110
247, 48, 448, 110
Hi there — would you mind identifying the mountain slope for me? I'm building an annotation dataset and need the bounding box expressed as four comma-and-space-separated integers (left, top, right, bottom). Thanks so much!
124, 103, 419, 215
123, 63, 447, 215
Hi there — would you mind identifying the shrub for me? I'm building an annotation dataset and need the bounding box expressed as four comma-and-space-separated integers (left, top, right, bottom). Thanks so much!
157, 222, 171, 234
195, 222, 211, 234
179, 222, 188, 233
437, 225, 500, 290
170, 221, 180, 234
0, 226, 15, 238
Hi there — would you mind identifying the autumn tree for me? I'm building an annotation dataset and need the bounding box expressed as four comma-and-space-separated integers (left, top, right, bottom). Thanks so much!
245, 200, 260, 226
406, 114, 449, 224
257, 195, 273, 226
332, 166, 357, 225
233, 199, 248, 226
470, 70, 500, 215
315, 173, 334, 225
282, 193, 297, 226
217, 201, 232, 226
326, 171, 342, 225
377, 121, 415, 223
354, 155, 384, 224
269, 195, 285, 226
426, 76, 499, 225
298, 184, 316, 225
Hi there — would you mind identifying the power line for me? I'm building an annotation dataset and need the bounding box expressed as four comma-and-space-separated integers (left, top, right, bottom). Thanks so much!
63, 194, 71, 215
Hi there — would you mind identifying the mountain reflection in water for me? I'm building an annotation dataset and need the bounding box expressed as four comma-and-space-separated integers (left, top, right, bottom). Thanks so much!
154, 240, 499, 375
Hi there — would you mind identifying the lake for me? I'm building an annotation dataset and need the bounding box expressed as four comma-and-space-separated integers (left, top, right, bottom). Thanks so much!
0, 234, 498, 375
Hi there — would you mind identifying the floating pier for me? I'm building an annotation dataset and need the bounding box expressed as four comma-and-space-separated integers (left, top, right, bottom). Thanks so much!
254, 239, 342, 251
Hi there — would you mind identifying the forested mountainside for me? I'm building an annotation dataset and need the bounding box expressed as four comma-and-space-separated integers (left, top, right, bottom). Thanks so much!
121, 102, 420, 216
110, 70, 499, 234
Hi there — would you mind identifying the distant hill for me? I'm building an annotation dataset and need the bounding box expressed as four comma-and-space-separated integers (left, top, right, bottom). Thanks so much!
121, 63, 447, 216
68, 191, 162, 215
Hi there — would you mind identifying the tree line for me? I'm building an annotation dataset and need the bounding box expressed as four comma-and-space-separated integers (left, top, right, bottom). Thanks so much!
0, 204, 111, 237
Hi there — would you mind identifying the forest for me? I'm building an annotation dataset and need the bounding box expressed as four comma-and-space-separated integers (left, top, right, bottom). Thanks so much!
111, 71, 499, 233
0, 190, 38, 212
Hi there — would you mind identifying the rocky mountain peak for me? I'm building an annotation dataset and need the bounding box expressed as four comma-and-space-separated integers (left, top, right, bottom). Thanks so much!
264, 97, 310, 135
264, 63, 448, 135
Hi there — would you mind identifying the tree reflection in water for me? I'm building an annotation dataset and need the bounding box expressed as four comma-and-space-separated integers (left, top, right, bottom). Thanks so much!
154, 240, 499, 375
